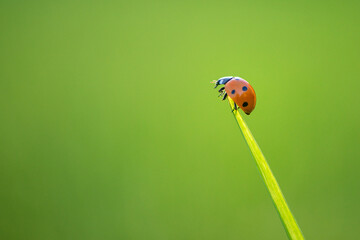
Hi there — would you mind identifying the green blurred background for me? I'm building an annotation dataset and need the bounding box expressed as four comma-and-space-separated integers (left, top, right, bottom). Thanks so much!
1, 0, 359, 239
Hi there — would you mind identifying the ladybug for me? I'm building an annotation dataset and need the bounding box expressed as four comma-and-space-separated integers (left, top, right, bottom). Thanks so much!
214, 76, 256, 115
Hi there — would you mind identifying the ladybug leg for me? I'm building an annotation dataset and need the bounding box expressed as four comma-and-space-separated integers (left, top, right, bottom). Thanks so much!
222, 93, 228, 101
232, 102, 238, 112
218, 87, 225, 93
216, 87, 228, 100
218, 87, 226, 97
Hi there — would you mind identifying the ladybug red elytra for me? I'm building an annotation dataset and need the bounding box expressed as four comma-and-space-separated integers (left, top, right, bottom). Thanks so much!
214, 76, 256, 115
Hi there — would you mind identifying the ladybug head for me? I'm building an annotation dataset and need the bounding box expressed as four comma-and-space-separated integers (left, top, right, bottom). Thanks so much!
213, 76, 234, 88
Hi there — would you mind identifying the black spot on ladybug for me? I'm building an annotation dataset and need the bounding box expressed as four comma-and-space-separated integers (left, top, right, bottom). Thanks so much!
231, 90, 236, 94
242, 86, 248, 91
242, 102, 248, 107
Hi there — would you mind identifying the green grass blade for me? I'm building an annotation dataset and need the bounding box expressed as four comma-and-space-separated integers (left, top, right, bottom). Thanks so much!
227, 97, 304, 240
